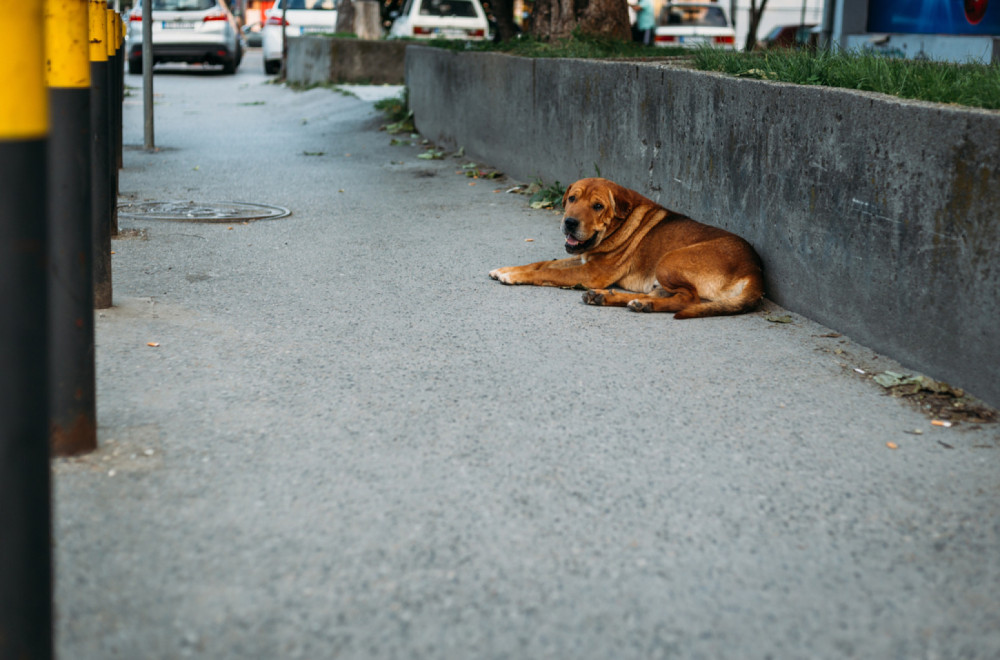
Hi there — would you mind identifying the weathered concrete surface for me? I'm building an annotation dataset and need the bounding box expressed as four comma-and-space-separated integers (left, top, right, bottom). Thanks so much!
287, 36, 406, 85
406, 47, 1000, 408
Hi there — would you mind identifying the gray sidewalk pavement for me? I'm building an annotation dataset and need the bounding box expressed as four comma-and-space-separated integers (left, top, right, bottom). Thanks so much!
53, 51, 1000, 659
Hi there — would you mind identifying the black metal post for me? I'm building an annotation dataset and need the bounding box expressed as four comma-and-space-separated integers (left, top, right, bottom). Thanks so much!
0, 3, 53, 658
49, 0, 98, 457
91, 0, 113, 309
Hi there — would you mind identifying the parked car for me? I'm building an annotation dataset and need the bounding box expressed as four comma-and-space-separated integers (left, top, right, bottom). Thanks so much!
262, 0, 339, 75
757, 23, 816, 49
388, 0, 489, 41
654, 2, 736, 49
126, 0, 243, 75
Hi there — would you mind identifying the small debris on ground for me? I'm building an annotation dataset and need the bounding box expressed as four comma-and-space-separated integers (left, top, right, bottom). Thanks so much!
872, 370, 998, 425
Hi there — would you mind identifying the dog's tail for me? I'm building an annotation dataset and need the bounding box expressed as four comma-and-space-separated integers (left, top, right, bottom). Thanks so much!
673, 276, 764, 319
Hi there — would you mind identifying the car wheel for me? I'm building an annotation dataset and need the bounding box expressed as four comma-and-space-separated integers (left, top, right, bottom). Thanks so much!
128, 58, 141, 75
222, 58, 237, 75
264, 59, 281, 75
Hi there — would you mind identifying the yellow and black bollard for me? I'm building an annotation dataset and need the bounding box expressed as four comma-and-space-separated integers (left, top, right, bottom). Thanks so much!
89, 0, 112, 308
46, 0, 97, 457
106, 7, 120, 236
0, 3, 54, 658
115, 12, 125, 171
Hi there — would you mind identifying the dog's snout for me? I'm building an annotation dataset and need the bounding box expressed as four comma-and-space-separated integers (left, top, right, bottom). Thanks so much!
563, 217, 580, 234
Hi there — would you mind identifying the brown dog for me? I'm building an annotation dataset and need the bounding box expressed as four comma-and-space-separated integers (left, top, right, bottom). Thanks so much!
489, 178, 764, 319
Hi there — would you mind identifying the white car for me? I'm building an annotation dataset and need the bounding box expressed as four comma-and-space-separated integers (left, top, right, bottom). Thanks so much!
126, 0, 242, 75
262, 0, 339, 75
388, 0, 489, 41
654, 2, 737, 49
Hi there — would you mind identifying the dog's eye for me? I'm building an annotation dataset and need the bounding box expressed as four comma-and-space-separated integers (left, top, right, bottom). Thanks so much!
567, 195, 577, 203
592, 203, 604, 211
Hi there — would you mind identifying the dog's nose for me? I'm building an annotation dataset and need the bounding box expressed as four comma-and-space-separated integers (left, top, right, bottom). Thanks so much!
563, 217, 579, 234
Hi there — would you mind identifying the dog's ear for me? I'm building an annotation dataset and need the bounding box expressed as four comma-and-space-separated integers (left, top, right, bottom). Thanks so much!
562, 184, 575, 210
610, 182, 639, 220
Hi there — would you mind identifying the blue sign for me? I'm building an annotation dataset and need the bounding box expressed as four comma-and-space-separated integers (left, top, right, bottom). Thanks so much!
868, 0, 1000, 35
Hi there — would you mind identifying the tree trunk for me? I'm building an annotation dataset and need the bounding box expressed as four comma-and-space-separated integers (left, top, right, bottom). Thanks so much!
491, 0, 520, 42
743, 0, 769, 51
354, 0, 383, 39
530, 0, 631, 41
334, 0, 356, 34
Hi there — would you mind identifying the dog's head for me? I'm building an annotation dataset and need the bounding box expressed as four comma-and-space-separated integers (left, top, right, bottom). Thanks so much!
560, 178, 641, 255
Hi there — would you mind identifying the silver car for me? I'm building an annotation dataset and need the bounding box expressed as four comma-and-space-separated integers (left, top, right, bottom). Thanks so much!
126, 0, 243, 75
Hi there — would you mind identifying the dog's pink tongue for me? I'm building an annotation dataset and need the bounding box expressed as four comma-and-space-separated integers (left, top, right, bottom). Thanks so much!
565, 236, 580, 245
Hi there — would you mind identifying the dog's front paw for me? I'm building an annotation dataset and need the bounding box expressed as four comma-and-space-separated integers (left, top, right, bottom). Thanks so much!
490, 267, 517, 284
627, 300, 653, 313
582, 289, 605, 306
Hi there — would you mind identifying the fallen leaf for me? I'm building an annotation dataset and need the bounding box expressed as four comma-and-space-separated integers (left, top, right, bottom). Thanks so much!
765, 314, 793, 323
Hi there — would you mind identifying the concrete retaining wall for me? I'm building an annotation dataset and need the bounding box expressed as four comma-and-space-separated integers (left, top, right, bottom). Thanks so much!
406, 46, 1000, 407
287, 37, 406, 85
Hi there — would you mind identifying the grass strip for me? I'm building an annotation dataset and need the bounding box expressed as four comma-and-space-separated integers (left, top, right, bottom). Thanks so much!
692, 48, 1000, 110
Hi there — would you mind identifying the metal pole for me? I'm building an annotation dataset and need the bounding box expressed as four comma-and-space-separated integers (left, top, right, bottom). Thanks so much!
280, 1, 288, 79
90, 0, 113, 309
0, 1, 53, 657
47, 0, 98, 458
143, 0, 155, 150
820, 0, 837, 50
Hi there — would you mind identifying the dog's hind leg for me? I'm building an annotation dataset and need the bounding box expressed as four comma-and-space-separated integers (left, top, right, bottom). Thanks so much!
584, 286, 696, 313
582, 288, 643, 307
623, 285, 699, 314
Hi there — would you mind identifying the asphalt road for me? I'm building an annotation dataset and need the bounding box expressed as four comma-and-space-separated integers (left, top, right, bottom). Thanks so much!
53, 50, 1000, 659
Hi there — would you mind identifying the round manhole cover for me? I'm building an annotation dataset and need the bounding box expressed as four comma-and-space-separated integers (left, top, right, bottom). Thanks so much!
117, 201, 291, 223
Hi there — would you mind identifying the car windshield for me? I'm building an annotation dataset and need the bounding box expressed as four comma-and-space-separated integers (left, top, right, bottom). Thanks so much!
279, 0, 337, 9
151, 0, 215, 10
418, 0, 478, 18
659, 5, 728, 27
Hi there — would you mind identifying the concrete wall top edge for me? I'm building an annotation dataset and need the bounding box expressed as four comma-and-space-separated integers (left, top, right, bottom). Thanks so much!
406, 44, 1000, 119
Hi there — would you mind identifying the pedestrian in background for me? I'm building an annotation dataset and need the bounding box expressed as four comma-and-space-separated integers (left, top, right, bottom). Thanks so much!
629, 0, 654, 45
